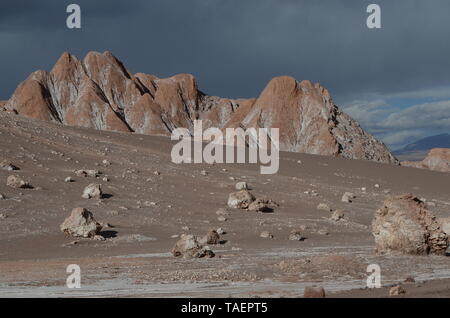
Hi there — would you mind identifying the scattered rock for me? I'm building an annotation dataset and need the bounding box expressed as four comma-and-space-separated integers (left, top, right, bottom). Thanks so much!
317, 203, 332, 212
172, 234, 215, 258
404, 276, 416, 283
216, 228, 225, 235
289, 230, 306, 241
330, 210, 345, 222
93, 235, 106, 241
60, 207, 102, 238
201, 229, 220, 245
372, 194, 448, 255
82, 183, 103, 199
304, 286, 326, 298
227, 190, 255, 209
235, 182, 249, 190
0, 213, 8, 219
260, 231, 274, 239
74, 169, 100, 178
438, 218, 450, 236
248, 197, 277, 212
341, 192, 355, 203
216, 208, 229, 216
102, 159, 111, 166
6, 175, 31, 189
0, 160, 19, 171
200, 170, 208, 176
389, 285, 406, 296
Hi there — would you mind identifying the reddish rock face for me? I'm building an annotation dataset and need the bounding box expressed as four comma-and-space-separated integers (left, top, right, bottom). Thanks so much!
402, 148, 450, 173
4, 51, 398, 164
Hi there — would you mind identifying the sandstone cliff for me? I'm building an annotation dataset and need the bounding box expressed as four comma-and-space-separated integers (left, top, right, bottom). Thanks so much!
402, 148, 450, 173
4, 51, 398, 164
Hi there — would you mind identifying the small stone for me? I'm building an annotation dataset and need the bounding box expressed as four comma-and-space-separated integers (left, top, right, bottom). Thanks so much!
0, 161, 19, 171
93, 235, 106, 241
289, 230, 306, 241
235, 182, 249, 190
75, 169, 99, 178
172, 234, 215, 258
404, 276, 415, 283
304, 286, 326, 298
201, 229, 220, 245
218, 216, 227, 222
64, 177, 74, 183
248, 197, 277, 212
330, 210, 345, 222
216, 228, 225, 235
318, 229, 329, 236
389, 285, 405, 296
6, 175, 31, 189
341, 192, 355, 203
82, 183, 102, 199
374, 184, 381, 188
182, 226, 190, 231
102, 160, 111, 166
260, 231, 273, 239
227, 190, 255, 209
317, 203, 332, 212
200, 170, 208, 176
216, 208, 229, 216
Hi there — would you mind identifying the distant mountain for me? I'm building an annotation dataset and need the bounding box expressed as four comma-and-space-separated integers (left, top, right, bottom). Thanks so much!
394, 133, 450, 161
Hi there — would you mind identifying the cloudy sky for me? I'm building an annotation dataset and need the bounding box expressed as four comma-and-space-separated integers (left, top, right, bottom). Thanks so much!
1, 0, 449, 149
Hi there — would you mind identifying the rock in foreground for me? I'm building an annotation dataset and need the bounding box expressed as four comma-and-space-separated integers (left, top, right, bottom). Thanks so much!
60, 208, 102, 238
227, 190, 256, 209
172, 234, 215, 258
6, 175, 30, 189
82, 183, 103, 199
304, 286, 326, 298
372, 194, 448, 255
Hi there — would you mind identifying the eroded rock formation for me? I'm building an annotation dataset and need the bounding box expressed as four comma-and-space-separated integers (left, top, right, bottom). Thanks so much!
402, 148, 450, 173
4, 51, 397, 163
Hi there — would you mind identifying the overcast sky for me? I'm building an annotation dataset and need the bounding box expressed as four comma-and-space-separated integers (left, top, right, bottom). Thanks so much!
1, 0, 449, 149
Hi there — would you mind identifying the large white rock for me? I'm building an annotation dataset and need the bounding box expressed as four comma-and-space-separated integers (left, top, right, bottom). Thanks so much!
82, 183, 102, 199
372, 194, 448, 255
60, 208, 102, 238
227, 190, 255, 209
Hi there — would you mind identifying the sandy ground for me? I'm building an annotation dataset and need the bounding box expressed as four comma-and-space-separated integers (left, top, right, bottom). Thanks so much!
0, 112, 449, 298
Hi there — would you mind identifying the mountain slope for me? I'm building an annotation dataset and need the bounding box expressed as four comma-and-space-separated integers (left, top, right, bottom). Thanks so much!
394, 134, 450, 161
2, 51, 397, 164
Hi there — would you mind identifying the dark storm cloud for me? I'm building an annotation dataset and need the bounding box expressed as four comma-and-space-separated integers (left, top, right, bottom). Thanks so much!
1, 0, 449, 146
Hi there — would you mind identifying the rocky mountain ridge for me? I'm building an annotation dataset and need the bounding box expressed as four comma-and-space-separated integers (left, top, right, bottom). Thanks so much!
2, 51, 398, 164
